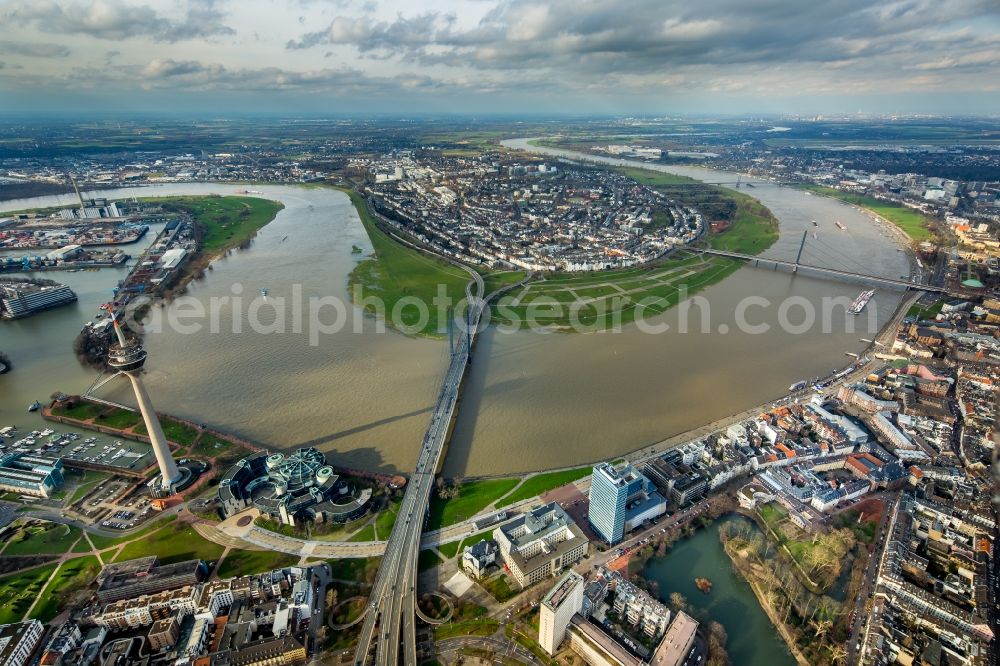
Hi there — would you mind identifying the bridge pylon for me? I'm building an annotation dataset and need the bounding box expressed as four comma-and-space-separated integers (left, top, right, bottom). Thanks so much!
793, 230, 808, 274
447, 306, 454, 355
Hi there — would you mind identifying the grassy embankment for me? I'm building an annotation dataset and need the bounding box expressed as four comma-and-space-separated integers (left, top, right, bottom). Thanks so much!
494, 465, 592, 509
344, 189, 473, 338
49, 398, 251, 471
126, 195, 283, 319
427, 478, 521, 531
151, 195, 285, 255
795, 184, 935, 242
344, 167, 778, 334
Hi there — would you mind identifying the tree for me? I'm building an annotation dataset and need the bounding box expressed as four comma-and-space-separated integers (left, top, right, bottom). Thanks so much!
705, 621, 730, 666
809, 618, 832, 643
826, 644, 848, 665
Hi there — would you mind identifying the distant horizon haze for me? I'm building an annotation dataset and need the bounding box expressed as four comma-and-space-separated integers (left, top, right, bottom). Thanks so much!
0, 0, 997, 115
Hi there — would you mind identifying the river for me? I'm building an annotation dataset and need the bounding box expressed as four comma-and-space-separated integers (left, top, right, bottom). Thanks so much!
1, 143, 910, 476
643, 516, 796, 666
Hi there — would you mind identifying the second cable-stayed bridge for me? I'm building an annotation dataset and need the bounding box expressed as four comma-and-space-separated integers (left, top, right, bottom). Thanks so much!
698, 229, 948, 293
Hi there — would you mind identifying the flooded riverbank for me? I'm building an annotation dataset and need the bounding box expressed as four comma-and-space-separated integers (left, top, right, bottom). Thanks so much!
2, 170, 909, 476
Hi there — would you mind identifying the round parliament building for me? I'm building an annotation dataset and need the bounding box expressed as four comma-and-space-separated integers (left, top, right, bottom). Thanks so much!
218, 447, 371, 525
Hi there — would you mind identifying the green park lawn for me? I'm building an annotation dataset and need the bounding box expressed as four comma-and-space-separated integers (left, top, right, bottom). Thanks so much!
434, 618, 499, 641
50, 401, 140, 429
68, 470, 112, 505
0, 563, 58, 624
112, 520, 223, 565
437, 527, 496, 561
94, 408, 142, 430
50, 401, 104, 421
191, 433, 237, 457
374, 499, 401, 539
328, 557, 380, 584
32, 556, 102, 622
436, 539, 463, 559
482, 270, 528, 295
3, 521, 82, 556
480, 574, 518, 602
494, 466, 592, 508
215, 550, 299, 578
427, 478, 521, 530
347, 524, 377, 542
907, 299, 945, 320
134, 416, 199, 446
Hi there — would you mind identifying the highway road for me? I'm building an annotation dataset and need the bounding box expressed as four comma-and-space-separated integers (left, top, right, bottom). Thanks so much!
354, 260, 486, 665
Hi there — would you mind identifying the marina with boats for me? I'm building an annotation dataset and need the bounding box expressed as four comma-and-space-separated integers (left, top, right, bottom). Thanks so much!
0, 421, 155, 474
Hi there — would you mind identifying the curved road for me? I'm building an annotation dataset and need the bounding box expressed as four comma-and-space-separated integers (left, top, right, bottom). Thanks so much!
434, 635, 544, 665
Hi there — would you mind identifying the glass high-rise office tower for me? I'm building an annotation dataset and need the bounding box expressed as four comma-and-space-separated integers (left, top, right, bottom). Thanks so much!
589, 462, 634, 543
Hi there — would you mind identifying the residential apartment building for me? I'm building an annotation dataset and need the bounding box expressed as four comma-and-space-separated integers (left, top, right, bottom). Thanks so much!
612, 580, 671, 639
0, 620, 45, 666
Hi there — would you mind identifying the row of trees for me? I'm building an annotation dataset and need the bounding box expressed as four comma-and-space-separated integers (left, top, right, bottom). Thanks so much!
720, 519, 849, 665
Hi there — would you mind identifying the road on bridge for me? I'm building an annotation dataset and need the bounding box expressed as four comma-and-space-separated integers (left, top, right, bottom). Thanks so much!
353, 231, 487, 665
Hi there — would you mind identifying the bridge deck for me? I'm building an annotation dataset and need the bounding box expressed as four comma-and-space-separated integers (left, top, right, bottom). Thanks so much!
700, 247, 946, 293
354, 261, 485, 665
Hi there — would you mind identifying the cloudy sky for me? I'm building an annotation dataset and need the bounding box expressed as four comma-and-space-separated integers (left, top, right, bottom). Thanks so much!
1, 0, 998, 115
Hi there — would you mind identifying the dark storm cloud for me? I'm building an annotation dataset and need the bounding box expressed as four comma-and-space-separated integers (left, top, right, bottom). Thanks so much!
2, 0, 235, 42
286, 0, 1000, 79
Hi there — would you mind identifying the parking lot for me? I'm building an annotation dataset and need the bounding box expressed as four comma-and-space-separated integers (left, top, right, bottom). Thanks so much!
71, 476, 155, 531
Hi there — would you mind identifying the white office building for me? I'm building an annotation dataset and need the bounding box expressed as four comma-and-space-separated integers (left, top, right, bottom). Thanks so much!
539, 571, 584, 656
